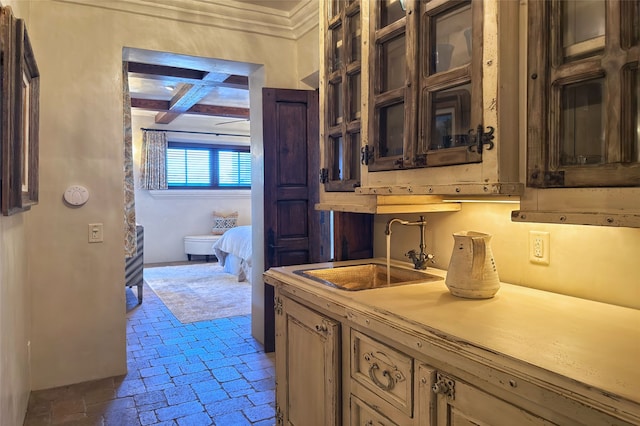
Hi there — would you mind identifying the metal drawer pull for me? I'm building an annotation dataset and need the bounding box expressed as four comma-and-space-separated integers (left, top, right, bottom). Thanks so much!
368, 363, 395, 391
362, 351, 405, 392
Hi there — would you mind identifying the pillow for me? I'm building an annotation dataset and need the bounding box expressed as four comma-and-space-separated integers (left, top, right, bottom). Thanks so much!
212, 211, 238, 235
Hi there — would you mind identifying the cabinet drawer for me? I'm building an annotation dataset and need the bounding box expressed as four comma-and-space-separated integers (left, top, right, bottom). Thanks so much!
351, 330, 413, 416
350, 394, 399, 426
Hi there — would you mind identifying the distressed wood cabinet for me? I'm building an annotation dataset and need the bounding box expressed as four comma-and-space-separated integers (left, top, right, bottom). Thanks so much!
318, 0, 521, 213
265, 262, 640, 426
274, 295, 340, 426
513, 0, 640, 228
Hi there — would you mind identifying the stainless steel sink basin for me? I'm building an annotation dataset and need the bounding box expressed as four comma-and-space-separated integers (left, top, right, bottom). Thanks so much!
295, 263, 442, 291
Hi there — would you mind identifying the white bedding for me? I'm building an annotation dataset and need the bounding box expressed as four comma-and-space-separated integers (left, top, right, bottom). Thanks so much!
213, 225, 252, 281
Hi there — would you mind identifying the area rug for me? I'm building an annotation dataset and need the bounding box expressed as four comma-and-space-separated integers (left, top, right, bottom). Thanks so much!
143, 263, 251, 323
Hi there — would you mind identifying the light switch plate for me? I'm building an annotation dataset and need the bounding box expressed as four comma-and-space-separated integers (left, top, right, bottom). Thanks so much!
89, 223, 104, 243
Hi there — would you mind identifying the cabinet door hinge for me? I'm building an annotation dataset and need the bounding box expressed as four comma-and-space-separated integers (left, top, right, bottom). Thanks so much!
361, 145, 374, 165
432, 372, 456, 400
275, 403, 284, 425
319, 168, 329, 183
274, 296, 283, 316
468, 124, 495, 154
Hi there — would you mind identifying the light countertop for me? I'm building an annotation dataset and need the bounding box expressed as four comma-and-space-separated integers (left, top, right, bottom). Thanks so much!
264, 258, 640, 410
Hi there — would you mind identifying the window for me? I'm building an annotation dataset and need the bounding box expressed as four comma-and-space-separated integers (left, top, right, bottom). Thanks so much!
167, 142, 251, 189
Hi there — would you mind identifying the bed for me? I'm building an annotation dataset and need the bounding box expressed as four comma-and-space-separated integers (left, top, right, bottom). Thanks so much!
213, 225, 252, 282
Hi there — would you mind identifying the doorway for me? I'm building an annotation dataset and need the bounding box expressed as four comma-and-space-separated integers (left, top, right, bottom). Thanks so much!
123, 47, 265, 337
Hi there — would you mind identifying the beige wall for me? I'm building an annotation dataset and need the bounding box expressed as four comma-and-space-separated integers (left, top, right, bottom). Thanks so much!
296, 25, 319, 88
374, 203, 640, 310
0, 3, 34, 426
18, 0, 301, 393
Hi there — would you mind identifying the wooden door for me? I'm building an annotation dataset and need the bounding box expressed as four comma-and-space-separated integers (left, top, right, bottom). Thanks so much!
263, 88, 331, 352
275, 295, 340, 426
333, 212, 373, 261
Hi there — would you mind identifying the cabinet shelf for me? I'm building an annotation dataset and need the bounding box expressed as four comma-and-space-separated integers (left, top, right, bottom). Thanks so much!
316, 194, 462, 214
356, 182, 523, 196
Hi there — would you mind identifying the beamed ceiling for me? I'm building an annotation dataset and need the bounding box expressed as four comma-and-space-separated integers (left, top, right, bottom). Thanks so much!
121, 0, 314, 136
128, 62, 250, 125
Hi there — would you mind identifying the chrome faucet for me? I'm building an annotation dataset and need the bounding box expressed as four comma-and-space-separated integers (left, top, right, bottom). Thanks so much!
385, 215, 435, 270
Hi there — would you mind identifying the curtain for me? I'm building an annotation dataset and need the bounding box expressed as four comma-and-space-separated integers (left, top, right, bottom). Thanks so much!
140, 130, 168, 190
123, 62, 137, 258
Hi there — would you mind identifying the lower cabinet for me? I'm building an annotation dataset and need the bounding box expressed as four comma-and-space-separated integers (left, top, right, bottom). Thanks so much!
431, 372, 553, 426
274, 295, 341, 426
274, 288, 634, 426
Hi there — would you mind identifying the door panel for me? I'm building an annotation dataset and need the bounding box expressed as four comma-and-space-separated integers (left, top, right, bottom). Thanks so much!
263, 88, 330, 352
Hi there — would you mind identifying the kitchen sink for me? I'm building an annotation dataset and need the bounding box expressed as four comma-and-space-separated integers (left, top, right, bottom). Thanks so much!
294, 263, 442, 291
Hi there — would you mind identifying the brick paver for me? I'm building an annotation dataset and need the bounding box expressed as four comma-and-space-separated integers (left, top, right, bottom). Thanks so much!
23, 281, 276, 425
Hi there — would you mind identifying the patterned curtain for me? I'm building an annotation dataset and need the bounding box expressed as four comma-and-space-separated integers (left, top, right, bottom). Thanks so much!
140, 130, 168, 190
123, 62, 137, 258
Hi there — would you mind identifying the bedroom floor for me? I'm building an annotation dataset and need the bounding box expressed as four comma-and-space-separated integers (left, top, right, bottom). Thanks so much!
23, 276, 276, 426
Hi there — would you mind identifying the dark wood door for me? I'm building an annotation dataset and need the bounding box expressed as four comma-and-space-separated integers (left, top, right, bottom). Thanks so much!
333, 212, 374, 261
263, 88, 330, 352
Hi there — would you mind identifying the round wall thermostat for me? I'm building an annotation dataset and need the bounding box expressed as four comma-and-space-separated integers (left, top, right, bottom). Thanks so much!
64, 185, 89, 206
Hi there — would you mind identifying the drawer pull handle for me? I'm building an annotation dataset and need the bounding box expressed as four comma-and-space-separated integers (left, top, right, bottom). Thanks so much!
368, 363, 395, 391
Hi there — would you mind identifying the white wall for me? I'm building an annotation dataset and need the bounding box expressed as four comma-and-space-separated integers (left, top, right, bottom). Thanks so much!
131, 116, 252, 264
21, 0, 303, 392
374, 203, 640, 310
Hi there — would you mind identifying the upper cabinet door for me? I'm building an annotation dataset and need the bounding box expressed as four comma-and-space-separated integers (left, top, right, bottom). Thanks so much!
418, 1, 483, 168
319, 0, 522, 207
513, 0, 640, 228
527, 0, 640, 188
322, 0, 362, 192
367, 0, 418, 171
367, 0, 487, 171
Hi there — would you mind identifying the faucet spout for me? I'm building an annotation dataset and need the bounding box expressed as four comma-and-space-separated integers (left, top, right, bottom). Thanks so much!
385, 216, 434, 270
385, 217, 409, 235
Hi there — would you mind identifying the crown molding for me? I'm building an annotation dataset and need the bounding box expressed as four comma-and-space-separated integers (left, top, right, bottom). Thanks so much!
54, 0, 317, 40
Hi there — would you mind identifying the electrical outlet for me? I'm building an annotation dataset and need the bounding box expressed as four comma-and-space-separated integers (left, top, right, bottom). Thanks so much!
529, 231, 550, 265
88, 223, 104, 243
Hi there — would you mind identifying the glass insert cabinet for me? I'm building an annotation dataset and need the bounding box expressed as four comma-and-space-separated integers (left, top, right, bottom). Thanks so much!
512, 0, 640, 228
319, 0, 521, 200
526, 0, 639, 188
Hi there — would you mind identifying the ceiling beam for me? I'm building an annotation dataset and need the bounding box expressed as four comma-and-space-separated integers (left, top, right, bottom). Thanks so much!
127, 61, 250, 123
127, 62, 249, 89
131, 98, 250, 119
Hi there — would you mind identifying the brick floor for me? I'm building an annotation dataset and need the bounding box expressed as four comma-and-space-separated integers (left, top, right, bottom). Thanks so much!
23, 282, 275, 426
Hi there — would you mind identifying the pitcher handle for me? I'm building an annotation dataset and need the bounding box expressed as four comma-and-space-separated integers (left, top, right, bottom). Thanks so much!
471, 237, 485, 280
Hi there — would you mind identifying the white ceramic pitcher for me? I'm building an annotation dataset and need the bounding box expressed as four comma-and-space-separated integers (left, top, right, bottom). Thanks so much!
445, 231, 500, 299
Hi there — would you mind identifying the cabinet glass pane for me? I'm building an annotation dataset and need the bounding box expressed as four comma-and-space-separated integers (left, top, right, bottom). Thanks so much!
349, 12, 361, 62
349, 73, 361, 120
432, 4, 472, 74
349, 132, 361, 180
429, 84, 472, 150
331, 135, 344, 180
380, 0, 405, 27
331, 81, 343, 125
332, 25, 343, 72
330, 0, 345, 19
381, 35, 406, 91
379, 103, 404, 157
562, 0, 605, 46
561, 79, 605, 166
